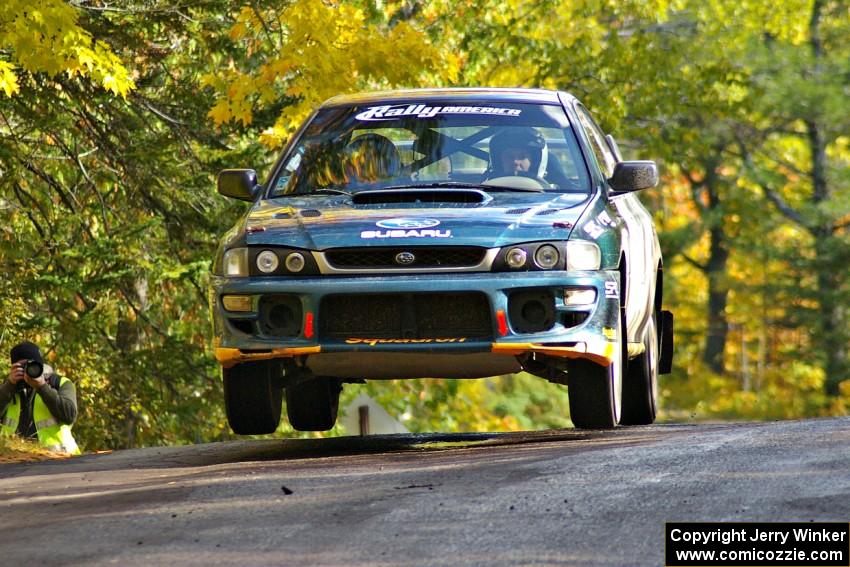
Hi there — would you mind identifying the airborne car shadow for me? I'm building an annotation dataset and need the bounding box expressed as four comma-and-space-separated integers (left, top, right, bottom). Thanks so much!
0, 427, 659, 476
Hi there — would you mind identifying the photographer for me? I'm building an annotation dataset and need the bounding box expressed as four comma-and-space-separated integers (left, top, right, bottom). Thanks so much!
0, 341, 79, 454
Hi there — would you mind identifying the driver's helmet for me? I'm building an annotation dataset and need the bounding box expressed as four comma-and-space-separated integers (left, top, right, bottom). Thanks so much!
344, 133, 401, 183
488, 127, 548, 178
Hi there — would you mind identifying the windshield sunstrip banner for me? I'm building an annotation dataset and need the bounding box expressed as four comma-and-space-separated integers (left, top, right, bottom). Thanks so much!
355, 104, 522, 121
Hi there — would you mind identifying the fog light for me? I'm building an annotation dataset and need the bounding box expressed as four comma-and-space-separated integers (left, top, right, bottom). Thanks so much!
223, 295, 253, 312
257, 250, 279, 273
564, 288, 597, 306
534, 244, 559, 269
506, 247, 527, 269
285, 252, 306, 273
508, 290, 556, 333
259, 295, 302, 337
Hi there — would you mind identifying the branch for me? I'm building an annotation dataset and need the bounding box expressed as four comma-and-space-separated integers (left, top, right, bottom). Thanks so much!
133, 95, 187, 126
681, 253, 708, 273
11, 181, 48, 240
727, 147, 809, 178
251, 1, 277, 45
737, 139, 809, 230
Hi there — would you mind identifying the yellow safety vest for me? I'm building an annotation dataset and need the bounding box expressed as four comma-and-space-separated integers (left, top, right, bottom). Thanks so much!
0, 377, 80, 455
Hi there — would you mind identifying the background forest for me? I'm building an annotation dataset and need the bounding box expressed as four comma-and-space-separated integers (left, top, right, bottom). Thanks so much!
1, 0, 848, 451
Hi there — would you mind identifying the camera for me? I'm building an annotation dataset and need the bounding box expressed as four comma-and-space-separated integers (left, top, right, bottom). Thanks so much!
23, 359, 43, 379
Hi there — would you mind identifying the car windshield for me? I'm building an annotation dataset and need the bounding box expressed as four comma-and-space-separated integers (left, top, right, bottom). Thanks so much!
268, 102, 591, 197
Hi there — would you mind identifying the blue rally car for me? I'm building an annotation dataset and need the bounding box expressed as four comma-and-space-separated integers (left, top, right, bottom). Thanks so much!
210, 88, 673, 434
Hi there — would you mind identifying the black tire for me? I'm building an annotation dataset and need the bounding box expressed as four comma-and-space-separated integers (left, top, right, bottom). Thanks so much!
620, 312, 659, 425
567, 315, 623, 429
223, 361, 283, 435
286, 376, 342, 431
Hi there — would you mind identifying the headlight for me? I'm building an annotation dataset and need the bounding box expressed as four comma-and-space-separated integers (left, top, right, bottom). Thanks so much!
506, 247, 527, 269
566, 241, 601, 270
285, 252, 306, 273
223, 248, 249, 276
256, 250, 279, 273
534, 245, 559, 269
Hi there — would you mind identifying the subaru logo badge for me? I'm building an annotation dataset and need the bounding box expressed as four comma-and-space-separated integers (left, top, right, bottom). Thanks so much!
376, 218, 440, 229
395, 251, 416, 265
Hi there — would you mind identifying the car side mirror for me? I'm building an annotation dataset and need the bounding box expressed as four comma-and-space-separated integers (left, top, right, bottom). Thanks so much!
608, 161, 658, 194
218, 169, 260, 201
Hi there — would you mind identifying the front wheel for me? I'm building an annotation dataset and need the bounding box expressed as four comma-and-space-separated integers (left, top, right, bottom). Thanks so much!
286, 376, 342, 431
568, 298, 624, 429
620, 312, 659, 425
223, 360, 283, 435
567, 356, 623, 429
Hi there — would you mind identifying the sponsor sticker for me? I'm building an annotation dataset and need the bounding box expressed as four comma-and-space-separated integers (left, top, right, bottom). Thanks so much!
583, 220, 605, 239
597, 210, 615, 227
346, 338, 468, 346
355, 104, 522, 121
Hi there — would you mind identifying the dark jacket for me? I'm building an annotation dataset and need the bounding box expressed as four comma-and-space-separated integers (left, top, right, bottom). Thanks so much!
0, 366, 77, 438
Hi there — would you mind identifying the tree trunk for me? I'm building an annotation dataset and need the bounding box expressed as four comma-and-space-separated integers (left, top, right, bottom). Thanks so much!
806, 1, 847, 394
702, 224, 730, 374
699, 166, 731, 374
814, 234, 847, 395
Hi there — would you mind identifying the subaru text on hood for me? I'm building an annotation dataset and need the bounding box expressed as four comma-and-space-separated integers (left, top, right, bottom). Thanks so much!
210, 88, 674, 434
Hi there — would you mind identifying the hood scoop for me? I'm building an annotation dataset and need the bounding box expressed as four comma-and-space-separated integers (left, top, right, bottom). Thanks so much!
352, 188, 489, 206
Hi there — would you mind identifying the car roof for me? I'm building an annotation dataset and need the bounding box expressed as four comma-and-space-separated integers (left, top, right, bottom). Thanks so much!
321, 88, 574, 107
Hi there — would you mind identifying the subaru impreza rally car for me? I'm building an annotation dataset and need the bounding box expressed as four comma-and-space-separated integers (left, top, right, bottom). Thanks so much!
210, 88, 673, 434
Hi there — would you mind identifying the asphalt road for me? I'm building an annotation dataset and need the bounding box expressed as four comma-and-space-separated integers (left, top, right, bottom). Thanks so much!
1, 418, 848, 566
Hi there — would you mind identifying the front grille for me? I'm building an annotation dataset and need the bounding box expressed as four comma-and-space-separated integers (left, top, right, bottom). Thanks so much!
325, 247, 486, 269
320, 292, 493, 340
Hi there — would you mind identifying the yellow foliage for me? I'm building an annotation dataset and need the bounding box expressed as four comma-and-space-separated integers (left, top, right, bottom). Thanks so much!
0, 0, 134, 97
207, 0, 458, 148
0, 60, 19, 96
662, 360, 839, 423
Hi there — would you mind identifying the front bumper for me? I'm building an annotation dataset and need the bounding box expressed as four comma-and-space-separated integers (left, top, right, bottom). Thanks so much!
210, 270, 621, 370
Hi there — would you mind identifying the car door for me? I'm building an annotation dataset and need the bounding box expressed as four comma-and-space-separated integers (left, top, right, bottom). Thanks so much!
574, 104, 655, 343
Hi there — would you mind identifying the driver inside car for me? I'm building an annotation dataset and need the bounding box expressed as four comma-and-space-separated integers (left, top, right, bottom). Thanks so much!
484, 127, 572, 189
343, 133, 402, 186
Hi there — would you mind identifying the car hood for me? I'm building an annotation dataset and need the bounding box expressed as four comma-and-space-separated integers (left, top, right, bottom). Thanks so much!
243, 190, 593, 249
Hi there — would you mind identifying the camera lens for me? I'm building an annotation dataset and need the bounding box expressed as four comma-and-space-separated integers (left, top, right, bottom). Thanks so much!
24, 359, 43, 379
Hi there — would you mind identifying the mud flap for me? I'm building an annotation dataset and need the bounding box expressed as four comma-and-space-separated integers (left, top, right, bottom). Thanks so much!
658, 310, 674, 374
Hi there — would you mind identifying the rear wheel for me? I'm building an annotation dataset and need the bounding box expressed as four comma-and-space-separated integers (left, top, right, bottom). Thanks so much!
286, 376, 342, 431
223, 361, 283, 435
620, 312, 659, 425
567, 314, 623, 429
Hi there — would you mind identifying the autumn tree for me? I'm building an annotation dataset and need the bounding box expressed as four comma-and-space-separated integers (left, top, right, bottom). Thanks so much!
737, 0, 850, 395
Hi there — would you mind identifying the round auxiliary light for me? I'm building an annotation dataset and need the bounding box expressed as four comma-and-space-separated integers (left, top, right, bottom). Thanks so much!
506, 247, 528, 269
534, 245, 560, 269
285, 252, 306, 273
256, 250, 279, 273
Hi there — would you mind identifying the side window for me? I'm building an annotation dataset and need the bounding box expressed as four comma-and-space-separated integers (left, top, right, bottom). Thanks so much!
576, 106, 617, 178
